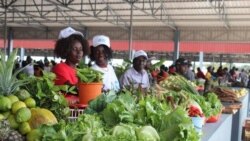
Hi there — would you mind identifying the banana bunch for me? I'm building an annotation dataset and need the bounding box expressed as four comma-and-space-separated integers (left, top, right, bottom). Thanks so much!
233, 88, 248, 98
77, 67, 103, 83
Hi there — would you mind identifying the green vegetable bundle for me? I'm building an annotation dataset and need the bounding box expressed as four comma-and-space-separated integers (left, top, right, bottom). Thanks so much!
160, 75, 199, 95
77, 67, 103, 83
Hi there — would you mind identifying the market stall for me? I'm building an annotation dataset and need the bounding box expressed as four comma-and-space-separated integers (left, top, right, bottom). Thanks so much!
230, 91, 249, 141
202, 114, 233, 141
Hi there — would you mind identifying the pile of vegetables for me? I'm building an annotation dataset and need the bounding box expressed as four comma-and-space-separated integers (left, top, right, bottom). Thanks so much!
160, 75, 199, 95
36, 91, 200, 141
157, 75, 223, 118
21, 72, 71, 120
77, 67, 103, 83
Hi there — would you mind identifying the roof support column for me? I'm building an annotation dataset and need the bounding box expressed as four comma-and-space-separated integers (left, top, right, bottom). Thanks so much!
7, 27, 13, 56
173, 29, 180, 62
128, 0, 136, 60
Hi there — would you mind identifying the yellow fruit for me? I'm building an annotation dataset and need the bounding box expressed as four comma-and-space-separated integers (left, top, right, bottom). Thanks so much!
15, 107, 31, 123
7, 95, 19, 105
29, 108, 58, 129
24, 98, 36, 108
12, 101, 26, 114
7, 114, 19, 129
19, 122, 31, 135
26, 129, 42, 141
0, 96, 11, 112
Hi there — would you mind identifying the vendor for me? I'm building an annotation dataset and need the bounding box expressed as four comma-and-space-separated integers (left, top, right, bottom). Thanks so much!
120, 50, 150, 91
89, 35, 120, 92
52, 27, 90, 86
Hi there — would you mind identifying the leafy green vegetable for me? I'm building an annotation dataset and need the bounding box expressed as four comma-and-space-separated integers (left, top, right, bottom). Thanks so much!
136, 126, 160, 141
77, 67, 103, 83
21, 72, 70, 120
159, 107, 200, 141
84, 90, 117, 114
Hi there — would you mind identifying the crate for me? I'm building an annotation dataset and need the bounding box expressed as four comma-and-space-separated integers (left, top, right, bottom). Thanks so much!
68, 108, 85, 122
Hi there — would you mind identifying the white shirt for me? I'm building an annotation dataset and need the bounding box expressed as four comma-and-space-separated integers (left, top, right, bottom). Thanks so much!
120, 67, 150, 89
91, 64, 120, 92
23, 64, 34, 76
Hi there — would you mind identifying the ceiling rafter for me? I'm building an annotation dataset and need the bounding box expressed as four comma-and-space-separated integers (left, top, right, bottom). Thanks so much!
207, 0, 230, 29
45, 0, 129, 29
125, 0, 176, 30
0, 0, 17, 8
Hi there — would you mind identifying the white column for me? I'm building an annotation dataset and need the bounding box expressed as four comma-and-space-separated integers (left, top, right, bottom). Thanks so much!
20, 48, 25, 61
199, 51, 204, 70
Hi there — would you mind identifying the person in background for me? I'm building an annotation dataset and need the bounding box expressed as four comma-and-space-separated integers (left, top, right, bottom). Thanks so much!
145, 57, 157, 85
35, 60, 44, 77
120, 50, 150, 91
184, 61, 195, 81
175, 58, 189, 77
44, 60, 51, 72
196, 67, 206, 80
168, 65, 176, 75
239, 69, 248, 87
204, 66, 213, 93
89, 35, 120, 92
157, 65, 168, 83
52, 27, 89, 86
22, 56, 34, 76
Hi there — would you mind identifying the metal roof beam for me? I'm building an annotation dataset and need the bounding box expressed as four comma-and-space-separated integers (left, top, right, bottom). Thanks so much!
207, 0, 230, 29
45, 0, 129, 29
124, 0, 176, 30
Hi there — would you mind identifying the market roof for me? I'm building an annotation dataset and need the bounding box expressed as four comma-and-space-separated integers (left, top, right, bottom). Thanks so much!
1, 0, 250, 29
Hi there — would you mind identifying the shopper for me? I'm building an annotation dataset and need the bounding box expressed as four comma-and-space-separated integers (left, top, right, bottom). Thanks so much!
22, 56, 34, 76
184, 61, 195, 81
90, 35, 120, 92
175, 58, 189, 77
145, 57, 157, 85
196, 67, 206, 80
120, 50, 150, 91
52, 27, 89, 86
157, 65, 168, 83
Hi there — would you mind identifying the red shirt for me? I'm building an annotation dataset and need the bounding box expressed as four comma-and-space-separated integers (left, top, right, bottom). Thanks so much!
52, 62, 78, 85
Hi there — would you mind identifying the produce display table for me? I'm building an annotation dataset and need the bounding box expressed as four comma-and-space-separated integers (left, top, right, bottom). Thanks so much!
202, 114, 233, 141
230, 93, 249, 141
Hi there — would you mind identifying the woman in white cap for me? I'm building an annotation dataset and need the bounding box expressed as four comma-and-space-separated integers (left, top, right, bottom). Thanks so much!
120, 50, 150, 91
89, 35, 120, 92
52, 27, 89, 86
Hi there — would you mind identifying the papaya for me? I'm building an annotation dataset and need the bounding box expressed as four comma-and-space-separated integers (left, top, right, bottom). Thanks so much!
28, 108, 58, 129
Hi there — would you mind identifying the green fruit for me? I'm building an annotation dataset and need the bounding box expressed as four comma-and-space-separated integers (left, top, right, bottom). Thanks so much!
24, 98, 36, 108
15, 107, 31, 123
19, 122, 31, 135
2, 111, 10, 119
26, 129, 42, 141
15, 89, 30, 101
0, 114, 4, 121
7, 95, 19, 105
12, 101, 26, 114
8, 114, 19, 129
0, 96, 11, 112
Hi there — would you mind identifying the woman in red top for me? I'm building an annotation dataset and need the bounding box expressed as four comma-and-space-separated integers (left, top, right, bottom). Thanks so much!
52, 27, 90, 86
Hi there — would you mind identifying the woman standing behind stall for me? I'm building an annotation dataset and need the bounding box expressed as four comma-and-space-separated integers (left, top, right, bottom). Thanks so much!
89, 35, 120, 92
52, 27, 90, 86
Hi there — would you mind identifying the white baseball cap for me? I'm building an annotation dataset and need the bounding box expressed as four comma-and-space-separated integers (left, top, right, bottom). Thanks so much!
92, 35, 110, 48
133, 50, 148, 60
58, 27, 84, 39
